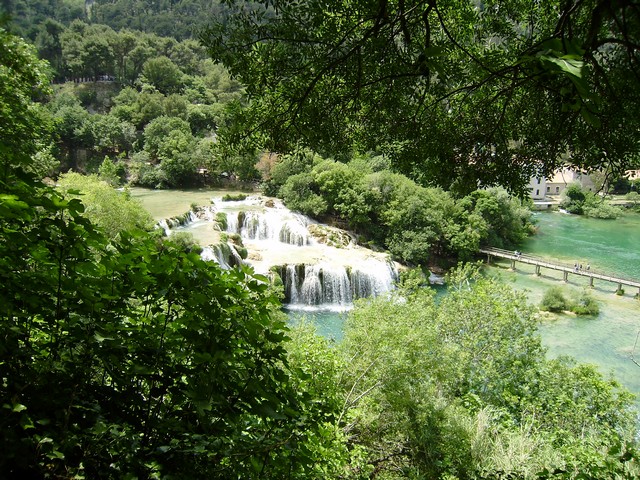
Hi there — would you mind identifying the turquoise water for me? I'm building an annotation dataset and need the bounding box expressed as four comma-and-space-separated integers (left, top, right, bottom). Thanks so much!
287, 308, 346, 342
523, 211, 640, 279
515, 211, 640, 399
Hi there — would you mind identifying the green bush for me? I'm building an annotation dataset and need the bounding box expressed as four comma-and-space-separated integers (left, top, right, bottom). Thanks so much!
221, 193, 248, 201
570, 290, 600, 316
540, 286, 570, 312
215, 212, 228, 230
541, 287, 600, 316
279, 173, 328, 216
582, 195, 622, 219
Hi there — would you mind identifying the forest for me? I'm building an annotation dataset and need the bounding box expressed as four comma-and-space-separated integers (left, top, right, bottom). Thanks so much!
2, 1, 640, 478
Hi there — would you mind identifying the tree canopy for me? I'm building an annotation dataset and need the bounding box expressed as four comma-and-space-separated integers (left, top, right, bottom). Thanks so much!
202, 0, 640, 195
0, 25, 52, 179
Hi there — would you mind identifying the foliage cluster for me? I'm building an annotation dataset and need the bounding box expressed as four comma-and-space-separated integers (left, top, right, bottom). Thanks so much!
57, 171, 155, 238
8, 16, 257, 188
221, 192, 248, 201
560, 183, 623, 219
625, 191, 640, 212
265, 151, 533, 265
3, 0, 237, 42
286, 267, 637, 479
608, 176, 640, 195
540, 286, 600, 316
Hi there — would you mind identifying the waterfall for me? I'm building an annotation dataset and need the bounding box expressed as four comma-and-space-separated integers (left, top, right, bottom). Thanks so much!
158, 207, 215, 235
158, 219, 171, 236
200, 244, 244, 269
350, 259, 398, 298
300, 266, 324, 305
226, 212, 238, 233
181, 195, 401, 310
228, 210, 313, 246
284, 264, 303, 304
280, 261, 397, 309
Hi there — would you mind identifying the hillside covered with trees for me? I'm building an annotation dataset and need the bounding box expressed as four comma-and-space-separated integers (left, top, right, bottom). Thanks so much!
2, 1, 640, 478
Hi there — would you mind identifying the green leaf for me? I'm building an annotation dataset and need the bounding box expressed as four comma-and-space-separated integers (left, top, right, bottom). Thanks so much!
580, 108, 601, 128
540, 55, 584, 78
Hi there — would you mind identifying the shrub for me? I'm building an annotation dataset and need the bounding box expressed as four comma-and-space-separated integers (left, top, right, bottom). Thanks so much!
215, 212, 228, 230
540, 286, 570, 312
582, 194, 622, 219
279, 173, 328, 216
570, 290, 600, 316
222, 193, 248, 201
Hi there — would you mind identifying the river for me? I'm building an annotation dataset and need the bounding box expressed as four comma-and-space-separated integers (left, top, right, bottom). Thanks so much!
502, 211, 640, 401
132, 188, 640, 399
296, 211, 640, 405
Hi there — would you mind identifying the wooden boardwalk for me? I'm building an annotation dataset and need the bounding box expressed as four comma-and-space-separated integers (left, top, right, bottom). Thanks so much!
480, 247, 640, 296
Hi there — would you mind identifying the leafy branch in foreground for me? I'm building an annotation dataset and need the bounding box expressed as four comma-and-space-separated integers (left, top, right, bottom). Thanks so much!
0, 25, 346, 479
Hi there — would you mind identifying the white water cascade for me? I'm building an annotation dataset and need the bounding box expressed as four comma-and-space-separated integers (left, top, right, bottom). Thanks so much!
223, 204, 314, 246
161, 195, 399, 310
278, 260, 397, 310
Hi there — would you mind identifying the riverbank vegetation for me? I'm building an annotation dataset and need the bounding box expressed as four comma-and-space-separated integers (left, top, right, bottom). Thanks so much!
3, 5, 640, 479
263, 150, 533, 266
540, 286, 600, 316
560, 183, 624, 219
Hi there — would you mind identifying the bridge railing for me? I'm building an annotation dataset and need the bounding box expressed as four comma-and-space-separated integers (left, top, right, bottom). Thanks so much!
479, 247, 640, 287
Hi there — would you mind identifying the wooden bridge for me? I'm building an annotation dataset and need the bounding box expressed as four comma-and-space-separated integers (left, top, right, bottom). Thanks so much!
480, 247, 640, 296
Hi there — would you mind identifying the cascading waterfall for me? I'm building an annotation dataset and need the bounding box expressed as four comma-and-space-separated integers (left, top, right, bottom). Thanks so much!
158, 219, 171, 236
278, 261, 397, 309
200, 244, 244, 269
158, 206, 216, 236
350, 259, 398, 298
284, 264, 303, 304
168, 195, 400, 311
228, 210, 313, 246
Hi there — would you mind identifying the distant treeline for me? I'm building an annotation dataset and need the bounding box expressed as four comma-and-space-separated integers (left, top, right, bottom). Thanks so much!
2, 0, 241, 41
